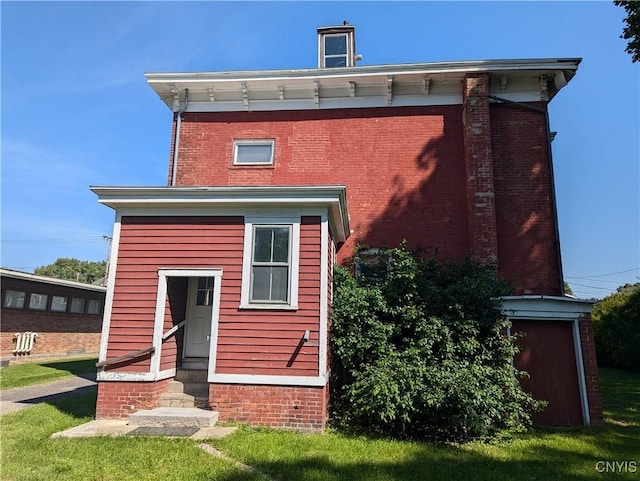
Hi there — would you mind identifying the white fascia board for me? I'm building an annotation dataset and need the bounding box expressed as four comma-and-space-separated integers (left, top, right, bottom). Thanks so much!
145, 58, 581, 85
0, 268, 107, 293
91, 185, 350, 242
501, 295, 594, 320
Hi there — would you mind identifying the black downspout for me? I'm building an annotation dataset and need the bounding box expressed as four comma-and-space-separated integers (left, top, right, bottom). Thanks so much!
488, 94, 565, 297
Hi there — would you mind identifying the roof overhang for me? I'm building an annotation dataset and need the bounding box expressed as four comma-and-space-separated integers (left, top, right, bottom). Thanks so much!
501, 295, 594, 320
146, 58, 581, 113
0, 268, 107, 293
91, 185, 350, 243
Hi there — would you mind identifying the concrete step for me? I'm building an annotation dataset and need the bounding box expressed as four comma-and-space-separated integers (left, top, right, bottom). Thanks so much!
158, 392, 195, 408
175, 369, 208, 383
129, 407, 218, 428
166, 380, 184, 394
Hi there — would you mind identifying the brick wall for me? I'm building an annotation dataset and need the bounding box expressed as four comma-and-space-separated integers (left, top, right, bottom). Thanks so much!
95, 379, 171, 419
209, 383, 328, 430
1, 310, 102, 362
462, 73, 498, 263
578, 313, 604, 425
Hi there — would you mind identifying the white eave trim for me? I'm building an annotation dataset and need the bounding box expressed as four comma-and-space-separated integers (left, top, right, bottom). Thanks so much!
146, 58, 581, 84
90, 185, 350, 243
501, 295, 594, 320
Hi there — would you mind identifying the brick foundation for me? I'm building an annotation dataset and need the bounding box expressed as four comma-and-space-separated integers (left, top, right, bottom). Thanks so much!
95, 379, 171, 419
578, 313, 604, 425
209, 383, 329, 431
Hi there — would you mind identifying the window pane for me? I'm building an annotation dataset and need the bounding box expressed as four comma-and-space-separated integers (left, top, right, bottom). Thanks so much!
51, 296, 68, 312
196, 277, 214, 306
29, 293, 48, 310
325, 56, 347, 68
254, 228, 273, 262
70, 298, 86, 313
272, 228, 290, 262
251, 266, 271, 301
235, 143, 273, 164
270, 267, 289, 302
325, 35, 347, 55
4, 290, 25, 308
87, 299, 101, 314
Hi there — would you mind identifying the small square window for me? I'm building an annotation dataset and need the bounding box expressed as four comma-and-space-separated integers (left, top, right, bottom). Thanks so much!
356, 249, 392, 282
51, 296, 68, 312
70, 298, 86, 313
87, 299, 102, 315
196, 277, 215, 306
233, 140, 274, 165
29, 293, 48, 310
3, 290, 26, 309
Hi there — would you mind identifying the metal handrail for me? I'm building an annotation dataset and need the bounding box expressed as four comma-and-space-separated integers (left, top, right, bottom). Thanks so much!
96, 320, 186, 368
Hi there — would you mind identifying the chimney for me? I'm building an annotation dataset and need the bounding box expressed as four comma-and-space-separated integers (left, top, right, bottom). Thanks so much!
317, 22, 360, 68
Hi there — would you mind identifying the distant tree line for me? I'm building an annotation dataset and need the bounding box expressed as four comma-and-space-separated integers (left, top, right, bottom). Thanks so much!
34, 258, 106, 285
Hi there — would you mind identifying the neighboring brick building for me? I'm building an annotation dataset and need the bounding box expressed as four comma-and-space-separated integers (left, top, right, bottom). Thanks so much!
91, 25, 602, 428
1, 268, 105, 365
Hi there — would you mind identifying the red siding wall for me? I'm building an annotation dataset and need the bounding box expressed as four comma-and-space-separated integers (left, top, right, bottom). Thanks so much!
174, 107, 470, 263
106, 216, 244, 372
216, 216, 321, 377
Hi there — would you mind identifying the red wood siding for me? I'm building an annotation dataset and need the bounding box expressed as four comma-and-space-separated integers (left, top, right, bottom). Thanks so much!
513, 320, 583, 425
106, 216, 244, 372
216, 216, 321, 376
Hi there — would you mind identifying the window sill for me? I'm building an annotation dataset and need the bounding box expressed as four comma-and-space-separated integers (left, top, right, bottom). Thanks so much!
239, 303, 298, 311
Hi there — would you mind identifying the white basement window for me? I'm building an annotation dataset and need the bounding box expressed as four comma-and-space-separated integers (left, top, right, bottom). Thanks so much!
233, 140, 275, 165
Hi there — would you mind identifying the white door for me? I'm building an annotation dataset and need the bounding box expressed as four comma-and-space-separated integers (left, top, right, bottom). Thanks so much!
183, 277, 214, 358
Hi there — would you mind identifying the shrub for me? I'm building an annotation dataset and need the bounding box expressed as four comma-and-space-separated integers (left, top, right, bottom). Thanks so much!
330, 245, 543, 441
593, 285, 640, 371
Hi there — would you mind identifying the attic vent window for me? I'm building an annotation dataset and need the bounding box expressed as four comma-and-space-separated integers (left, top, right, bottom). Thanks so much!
233, 140, 275, 165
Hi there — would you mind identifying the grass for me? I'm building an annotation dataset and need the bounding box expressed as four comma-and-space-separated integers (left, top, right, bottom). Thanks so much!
1, 368, 638, 481
0, 357, 97, 390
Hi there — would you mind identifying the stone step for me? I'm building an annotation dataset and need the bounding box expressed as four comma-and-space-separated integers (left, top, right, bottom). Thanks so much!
129, 407, 218, 428
158, 392, 195, 408
175, 368, 208, 383
166, 380, 185, 394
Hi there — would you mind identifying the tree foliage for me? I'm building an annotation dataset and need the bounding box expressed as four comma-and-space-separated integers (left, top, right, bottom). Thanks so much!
330, 245, 543, 441
615, 0, 640, 62
593, 283, 640, 371
34, 258, 106, 284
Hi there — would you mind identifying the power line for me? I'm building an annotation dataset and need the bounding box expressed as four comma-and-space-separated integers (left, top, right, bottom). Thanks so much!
568, 282, 618, 292
566, 267, 640, 280
1, 236, 107, 244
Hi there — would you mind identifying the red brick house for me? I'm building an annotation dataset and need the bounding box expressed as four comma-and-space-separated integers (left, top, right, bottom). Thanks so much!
92, 25, 602, 429
1, 268, 105, 365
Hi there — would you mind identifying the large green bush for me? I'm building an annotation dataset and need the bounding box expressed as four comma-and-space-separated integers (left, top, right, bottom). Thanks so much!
330, 245, 543, 441
593, 285, 640, 371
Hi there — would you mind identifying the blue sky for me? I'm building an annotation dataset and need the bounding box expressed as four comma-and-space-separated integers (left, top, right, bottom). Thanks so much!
1, 1, 638, 299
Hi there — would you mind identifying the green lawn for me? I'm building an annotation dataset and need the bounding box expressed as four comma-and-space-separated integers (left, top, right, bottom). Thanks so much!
0, 358, 97, 390
0, 368, 638, 481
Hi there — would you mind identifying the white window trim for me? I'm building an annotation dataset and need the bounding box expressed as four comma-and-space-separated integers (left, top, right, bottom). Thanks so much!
240, 216, 300, 310
233, 139, 275, 166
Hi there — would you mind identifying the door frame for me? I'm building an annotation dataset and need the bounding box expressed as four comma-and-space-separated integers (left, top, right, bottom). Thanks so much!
152, 268, 223, 380
183, 276, 216, 359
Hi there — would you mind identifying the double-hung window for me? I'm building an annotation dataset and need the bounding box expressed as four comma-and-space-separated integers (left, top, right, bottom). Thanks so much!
241, 218, 300, 309
250, 226, 291, 303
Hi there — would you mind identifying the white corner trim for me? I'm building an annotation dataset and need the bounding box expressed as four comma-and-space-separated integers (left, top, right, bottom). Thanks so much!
318, 214, 329, 377
209, 372, 330, 387
97, 216, 122, 366
572, 319, 591, 426
97, 368, 176, 382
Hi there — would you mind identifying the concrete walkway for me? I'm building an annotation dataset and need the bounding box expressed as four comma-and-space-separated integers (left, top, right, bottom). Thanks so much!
0, 374, 97, 415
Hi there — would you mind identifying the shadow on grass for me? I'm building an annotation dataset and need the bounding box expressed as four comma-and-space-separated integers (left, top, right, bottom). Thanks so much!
46, 389, 98, 419
40, 358, 98, 380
